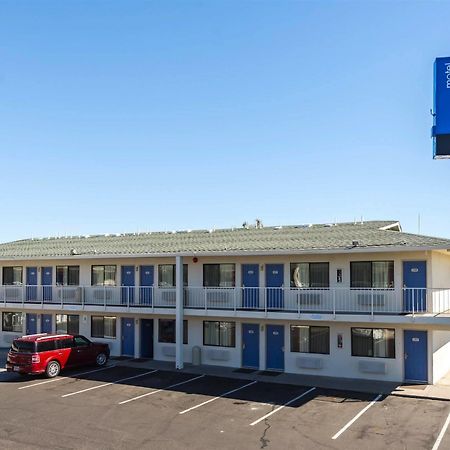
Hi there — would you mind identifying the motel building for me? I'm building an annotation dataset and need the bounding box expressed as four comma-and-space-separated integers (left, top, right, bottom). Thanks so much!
1, 220, 450, 385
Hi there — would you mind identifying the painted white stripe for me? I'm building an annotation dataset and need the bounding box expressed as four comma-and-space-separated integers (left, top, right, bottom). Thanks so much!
18, 365, 117, 390
62, 370, 158, 398
179, 380, 257, 415
250, 387, 316, 426
331, 394, 383, 440
119, 374, 206, 405
432, 411, 450, 450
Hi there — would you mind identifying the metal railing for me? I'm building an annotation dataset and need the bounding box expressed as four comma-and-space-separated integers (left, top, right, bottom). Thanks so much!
0, 285, 446, 316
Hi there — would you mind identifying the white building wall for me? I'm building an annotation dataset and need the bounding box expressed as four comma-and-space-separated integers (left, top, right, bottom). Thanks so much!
432, 329, 450, 383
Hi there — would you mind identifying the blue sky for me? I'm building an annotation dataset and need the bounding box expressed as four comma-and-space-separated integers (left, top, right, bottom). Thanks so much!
0, 1, 449, 242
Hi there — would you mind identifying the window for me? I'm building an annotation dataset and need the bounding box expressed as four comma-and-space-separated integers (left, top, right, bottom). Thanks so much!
56, 314, 79, 334
350, 261, 394, 288
2, 267, 23, 285
91, 265, 117, 286
203, 264, 235, 287
351, 328, 395, 358
290, 263, 329, 288
203, 321, 235, 347
91, 316, 117, 339
158, 319, 188, 344
56, 266, 80, 286
2, 312, 23, 332
11, 340, 35, 353
158, 265, 188, 287
56, 338, 74, 349
74, 335, 91, 347
290, 325, 330, 354
37, 340, 57, 352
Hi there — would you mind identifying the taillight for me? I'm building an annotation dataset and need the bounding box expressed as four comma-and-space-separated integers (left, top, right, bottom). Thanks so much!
31, 354, 40, 364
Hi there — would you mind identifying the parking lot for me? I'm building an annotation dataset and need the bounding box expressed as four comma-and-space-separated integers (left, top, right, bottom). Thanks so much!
0, 364, 450, 449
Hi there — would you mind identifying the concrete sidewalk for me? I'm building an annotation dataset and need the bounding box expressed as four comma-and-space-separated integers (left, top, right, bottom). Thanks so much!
114, 357, 450, 400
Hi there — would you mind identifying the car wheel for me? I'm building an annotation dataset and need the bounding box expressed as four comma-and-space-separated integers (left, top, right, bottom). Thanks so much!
46, 360, 61, 378
96, 352, 108, 366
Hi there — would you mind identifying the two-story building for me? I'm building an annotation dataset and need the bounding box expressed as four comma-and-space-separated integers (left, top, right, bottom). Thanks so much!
1, 220, 450, 385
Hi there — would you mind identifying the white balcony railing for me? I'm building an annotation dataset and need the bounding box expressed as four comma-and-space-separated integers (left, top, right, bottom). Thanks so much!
0, 285, 448, 316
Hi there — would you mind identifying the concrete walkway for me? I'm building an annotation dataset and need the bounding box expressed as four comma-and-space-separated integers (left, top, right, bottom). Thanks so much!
113, 357, 450, 402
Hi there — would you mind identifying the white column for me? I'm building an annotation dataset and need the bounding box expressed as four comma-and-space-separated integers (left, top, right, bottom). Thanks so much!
175, 255, 184, 369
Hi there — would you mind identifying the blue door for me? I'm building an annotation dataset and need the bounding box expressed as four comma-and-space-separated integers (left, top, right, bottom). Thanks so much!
242, 323, 259, 369
41, 314, 52, 333
41, 267, 53, 302
266, 324, 284, 371
121, 317, 135, 356
404, 330, 428, 383
242, 265, 259, 309
266, 264, 284, 309
121, 266, 135, 305
403, 261, 427, 312
140, 319, 154, 358
26, 267, 38, 301
26, 313, 37, 335
139, 265, 154, 305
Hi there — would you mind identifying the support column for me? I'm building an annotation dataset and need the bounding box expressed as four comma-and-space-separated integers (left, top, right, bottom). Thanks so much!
175, 255, 184, 369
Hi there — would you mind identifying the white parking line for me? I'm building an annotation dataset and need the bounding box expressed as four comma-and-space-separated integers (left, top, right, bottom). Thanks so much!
61, 369, 158, 398
331, 394, 383, 440
18, 365, 117, 390
179, 380, 258, 415
250, 387, 316, 426
432, 411, 450, 450
119, 374, 206, 405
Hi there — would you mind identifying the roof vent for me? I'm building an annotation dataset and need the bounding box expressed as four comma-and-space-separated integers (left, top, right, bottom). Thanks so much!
70, 248, 79, 256
352, 240, 359, 247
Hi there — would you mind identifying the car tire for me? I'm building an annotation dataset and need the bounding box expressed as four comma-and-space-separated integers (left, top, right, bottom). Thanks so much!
46, 360, 61, 378
96, 352, 108, 367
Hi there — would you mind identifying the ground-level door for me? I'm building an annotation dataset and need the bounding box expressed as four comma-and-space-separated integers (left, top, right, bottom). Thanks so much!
140, 319, 154, 358
41, 314, 52, 333
26, 313, 37, 335
266, 324, 284, 371
404, 330, 428, 383
242, 323, 259, 369
121, 317, 135, 357
403, 261, 427, 312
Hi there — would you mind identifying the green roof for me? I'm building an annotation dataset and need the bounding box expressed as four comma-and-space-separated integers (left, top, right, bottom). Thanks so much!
0, 220, 449, 259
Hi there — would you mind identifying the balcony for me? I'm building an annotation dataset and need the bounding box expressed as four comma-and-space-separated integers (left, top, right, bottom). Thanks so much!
0, 285, 448, 317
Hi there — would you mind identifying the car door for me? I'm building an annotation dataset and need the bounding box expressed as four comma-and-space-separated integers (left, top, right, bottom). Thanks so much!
72, 336, 95, 366
56, 337, 76, 368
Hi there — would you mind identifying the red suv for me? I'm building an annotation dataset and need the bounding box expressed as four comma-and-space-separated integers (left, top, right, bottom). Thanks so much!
6, 334, 110, 378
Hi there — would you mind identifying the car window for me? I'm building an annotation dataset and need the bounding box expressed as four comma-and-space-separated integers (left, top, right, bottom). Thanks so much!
56, 338, 73, 349
74, 336, 90, 347
36, 340, 56, 352
11, 340, 35, 353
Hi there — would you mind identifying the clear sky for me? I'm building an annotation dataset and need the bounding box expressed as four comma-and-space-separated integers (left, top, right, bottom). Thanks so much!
0, 0, 449, 242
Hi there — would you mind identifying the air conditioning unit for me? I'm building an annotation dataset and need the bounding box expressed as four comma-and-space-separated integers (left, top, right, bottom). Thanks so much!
357, 293, 385, 306
5, 287, 21, 302
206, 291, 230, 304
93, 290, 113, 301
297, 293, 322, 306
58, 288, 80, 302
161, 290, 176, 304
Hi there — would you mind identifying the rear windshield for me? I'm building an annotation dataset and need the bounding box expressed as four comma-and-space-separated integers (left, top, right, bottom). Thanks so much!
11, 340, 36, 353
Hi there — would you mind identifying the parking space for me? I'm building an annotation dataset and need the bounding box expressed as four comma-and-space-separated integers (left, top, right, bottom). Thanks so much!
1, 366, 450, 449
